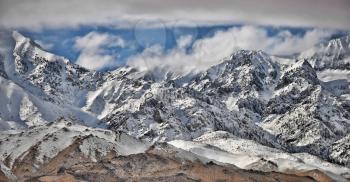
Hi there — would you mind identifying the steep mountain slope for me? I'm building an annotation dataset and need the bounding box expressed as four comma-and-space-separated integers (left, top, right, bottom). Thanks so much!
299, 35, 350, 99
0, 31, 106, 129
261, 60, 350, 159
169, 131, 350, 181
0, 73, 103, 130
0, 75, 60, 130
10, 31, 105, 106
0, 31, 350, 180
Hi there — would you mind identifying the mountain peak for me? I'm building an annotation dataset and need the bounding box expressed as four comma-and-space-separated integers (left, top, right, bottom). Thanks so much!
12, 31, 43, 49
293, 59, 314, 69
230, 49, 268, 60
299, 34, 350, 70
12, 31, 26, 43
328, 35, 350, 49
275, 59, 319, 90
5, 31, 105, 106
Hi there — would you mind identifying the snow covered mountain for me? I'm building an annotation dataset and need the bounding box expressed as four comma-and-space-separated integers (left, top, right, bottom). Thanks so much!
0, 31, 350, 181
300, 35, 350, 71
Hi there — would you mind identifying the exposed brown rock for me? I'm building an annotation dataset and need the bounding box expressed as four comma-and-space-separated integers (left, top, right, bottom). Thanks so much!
0, 171, 9, 182
295, 169, 336, 182
4, 138, 342, 182
37, 174, 77, 182
19, 146, 321, 182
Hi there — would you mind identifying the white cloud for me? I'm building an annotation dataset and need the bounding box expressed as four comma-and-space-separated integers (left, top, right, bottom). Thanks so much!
74, 32, 125, 70
177, 35, 193, 49
0, 0, 349, 30
268, 29, 336, 55
225, 26, 335, 56
34, 40, 54, 50
127, 26, 335, 76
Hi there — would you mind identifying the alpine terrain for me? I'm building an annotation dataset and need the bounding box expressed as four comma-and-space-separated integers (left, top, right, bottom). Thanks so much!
0, 31, 349, 181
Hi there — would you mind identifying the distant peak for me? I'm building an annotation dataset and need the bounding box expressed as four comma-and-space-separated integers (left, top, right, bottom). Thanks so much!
231, 49, 266, 57
12, 30, 43, 49
330, 34, 350, 43
226, 49, 272, 69
301, 34, 350, 56
327, 34, 350, 48
297, 59, 313, 68
12, 30, 27, 43
299, 34, 350, 70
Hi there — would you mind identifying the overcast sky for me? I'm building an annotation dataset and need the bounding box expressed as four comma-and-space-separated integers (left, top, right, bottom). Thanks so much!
1, 0, 350, 30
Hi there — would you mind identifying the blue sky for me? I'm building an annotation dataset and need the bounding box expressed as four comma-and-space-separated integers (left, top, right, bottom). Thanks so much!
20, 25, 239, 62
16, 25, 348, 71
1, 0, 349, 71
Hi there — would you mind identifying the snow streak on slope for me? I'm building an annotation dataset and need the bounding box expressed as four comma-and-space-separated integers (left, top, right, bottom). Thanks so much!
193, 131, 349, 180
0, 76, 59, 130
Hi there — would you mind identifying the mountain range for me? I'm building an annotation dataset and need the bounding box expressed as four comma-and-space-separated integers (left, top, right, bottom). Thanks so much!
0, 31, 349, 181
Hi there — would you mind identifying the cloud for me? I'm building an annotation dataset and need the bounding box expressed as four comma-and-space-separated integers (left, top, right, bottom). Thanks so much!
177, 35, 193, 49
225, 26, 335, 56
0, 0, 349, 30
268, 29, 337, 55
126, 26, 335, 76
34, 40, 54, 50
74, 31, 125, 70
